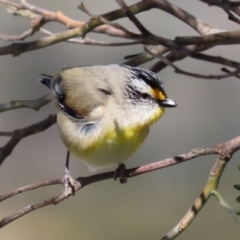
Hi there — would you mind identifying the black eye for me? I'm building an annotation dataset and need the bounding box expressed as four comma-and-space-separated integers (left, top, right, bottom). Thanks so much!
58, 94, 83, 119
140, 93, 151, 100
58, 95, 65, 109
142, 93, 149, 99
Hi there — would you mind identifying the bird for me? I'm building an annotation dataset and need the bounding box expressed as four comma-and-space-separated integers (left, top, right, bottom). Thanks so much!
39, 64, 177, 178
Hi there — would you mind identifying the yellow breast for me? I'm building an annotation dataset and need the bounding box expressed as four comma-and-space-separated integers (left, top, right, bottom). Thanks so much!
68, 125, 149, 171
57, 106, 165, 171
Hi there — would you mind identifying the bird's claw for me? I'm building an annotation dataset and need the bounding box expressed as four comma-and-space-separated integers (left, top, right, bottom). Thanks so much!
63, 166, 76, 197
114, 163, 128, 184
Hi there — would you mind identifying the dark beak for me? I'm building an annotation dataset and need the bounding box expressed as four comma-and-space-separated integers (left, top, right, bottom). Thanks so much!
160, 98, 177, 108
38, 74, 52, 89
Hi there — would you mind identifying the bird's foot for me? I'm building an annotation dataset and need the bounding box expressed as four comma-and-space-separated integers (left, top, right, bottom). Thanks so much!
63, 166, 76, 197
114, 163, 127, 184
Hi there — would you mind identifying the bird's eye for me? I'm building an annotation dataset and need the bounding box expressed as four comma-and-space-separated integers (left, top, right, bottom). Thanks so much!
58, 94, 83, 119
140, 92, 151, 100
58, 95, 65, 109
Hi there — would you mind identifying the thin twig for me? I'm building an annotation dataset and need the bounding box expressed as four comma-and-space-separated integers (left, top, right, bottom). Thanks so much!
0, 144, 219, 227
40, 28, 142, 46
174, 30, 240, 46
0, 132, 13, 137
213, 191, 240, 225
160, 135, 240, 239
125, 0, 223, 68
1, 136, 240, 232
0, 93, 52, 113
0, 0, 150, 37
0, 114, 56, 165
0, 28, 34, 41
145, 47, 240, 79
79, 2, 141, 39
116, 0, 150, 36
117, 1, 240, 71
148, 0, 221, 35
0, 179, 61, 202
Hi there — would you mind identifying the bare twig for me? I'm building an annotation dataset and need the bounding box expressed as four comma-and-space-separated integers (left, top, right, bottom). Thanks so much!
0, 0, 149, 56
125, 0, 223, 68
116, 0, 151, 36
213, 191, 240, 225
0, 143, 219, 227
0, 28, 34, 41
79, 2, 142, 40
221, 67, 240, 79
1, 135, 240, 234
145, 47, 240, 79
40, 28, 142, 46
0, 0, 240, 75
0, 0, 150, 38
0, 131, 13, 137
118, 0, 240, 71
0, 114, 56, 165
201, 0, 240, 9
161, 136, 240, 239
147, 0, 221, 35
174, 30, 240, 46
0, 179, 61, 202
0, 93, 52, 113
200, 0, 240, 24
124, 45, 169, 66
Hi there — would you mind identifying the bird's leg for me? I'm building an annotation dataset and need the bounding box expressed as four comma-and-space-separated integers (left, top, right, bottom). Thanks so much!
63, 151, 76, 196
114, 163, 128, 184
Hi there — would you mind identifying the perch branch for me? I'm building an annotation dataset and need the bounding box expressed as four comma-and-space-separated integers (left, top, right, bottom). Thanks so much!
1, 135, 240, 234
0, 144, 218, 227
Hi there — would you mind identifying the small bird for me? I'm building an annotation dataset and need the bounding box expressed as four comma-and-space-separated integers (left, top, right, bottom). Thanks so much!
40, 64, 177, 175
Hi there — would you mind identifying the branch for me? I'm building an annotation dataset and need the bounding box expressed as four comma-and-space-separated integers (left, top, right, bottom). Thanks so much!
0, 114, 56, 165
118, 1, 240, 71
1, 135, 240, 232
1, 0, 239, 76
125, 0, 224, 68
40, 28, 142, 47
174, 30, 240, 46
124, 45, 169, 66
145, 47, 240, 79
0, 144, 218, 227
0, 28, 35, 41
0, 93, 52, 113
200, 0, 240, 25
213, 191, 240, 225
0, 0, 148, 56
147, 0, 220, 35
0, 179, 61, 202
0, 0, 150, 48
161, 136, 240, 239
79, 2, 142, 40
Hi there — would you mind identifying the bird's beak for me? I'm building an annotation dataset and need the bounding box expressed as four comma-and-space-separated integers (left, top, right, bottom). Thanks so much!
160, 98, 177, 108
38, 75, 52, 89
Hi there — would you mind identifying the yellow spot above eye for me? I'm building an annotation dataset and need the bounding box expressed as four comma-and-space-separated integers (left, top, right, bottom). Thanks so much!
150, 88, 166, 101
